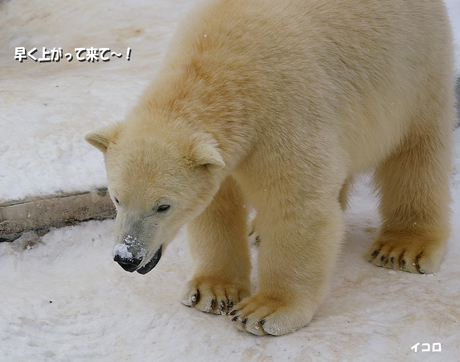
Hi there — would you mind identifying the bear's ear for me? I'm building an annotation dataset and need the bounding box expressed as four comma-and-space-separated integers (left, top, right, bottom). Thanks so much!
192, 142, 225, 170
85, 124, 118, 153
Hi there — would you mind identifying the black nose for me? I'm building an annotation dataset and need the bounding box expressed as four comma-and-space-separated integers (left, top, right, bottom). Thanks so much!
113, 255, 142, 273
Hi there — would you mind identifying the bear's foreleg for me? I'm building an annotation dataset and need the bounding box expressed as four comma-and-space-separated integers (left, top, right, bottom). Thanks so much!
181, 177, 252, 315
230, 196, 345, 335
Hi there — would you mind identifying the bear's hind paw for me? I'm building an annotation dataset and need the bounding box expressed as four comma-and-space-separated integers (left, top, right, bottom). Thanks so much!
367, 233, 445, 274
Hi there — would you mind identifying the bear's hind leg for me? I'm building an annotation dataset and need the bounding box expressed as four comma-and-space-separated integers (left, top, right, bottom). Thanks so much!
368, 114, 453, 274
182, 177, 251, 315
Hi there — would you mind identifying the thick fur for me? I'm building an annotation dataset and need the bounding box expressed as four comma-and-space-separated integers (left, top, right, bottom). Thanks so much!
86, 0, 455, 335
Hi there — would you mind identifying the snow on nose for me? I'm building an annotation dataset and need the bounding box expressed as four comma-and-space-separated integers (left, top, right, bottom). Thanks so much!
112, 243, 134, 260
112, 234, 148, 272
112, 235, 146, 260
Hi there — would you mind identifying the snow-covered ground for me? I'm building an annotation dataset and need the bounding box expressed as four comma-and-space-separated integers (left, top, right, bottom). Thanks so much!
0, 0, 196, 202
1, 0, 460, 361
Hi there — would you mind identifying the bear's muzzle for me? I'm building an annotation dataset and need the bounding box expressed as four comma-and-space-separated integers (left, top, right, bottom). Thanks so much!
114, 245, 162, 274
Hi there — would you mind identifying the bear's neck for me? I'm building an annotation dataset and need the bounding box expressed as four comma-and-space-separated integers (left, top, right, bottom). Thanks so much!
139, 65, 257, 172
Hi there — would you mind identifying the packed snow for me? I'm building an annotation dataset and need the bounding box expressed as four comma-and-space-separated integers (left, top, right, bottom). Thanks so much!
1, 0, 460, 361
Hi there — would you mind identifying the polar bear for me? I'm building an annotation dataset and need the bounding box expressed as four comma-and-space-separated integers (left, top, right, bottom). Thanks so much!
86, 0, 455, 335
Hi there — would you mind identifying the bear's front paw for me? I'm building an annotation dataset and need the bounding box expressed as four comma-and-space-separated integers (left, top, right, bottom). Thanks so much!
230, 293, 314, 336
181, 278, 250, 315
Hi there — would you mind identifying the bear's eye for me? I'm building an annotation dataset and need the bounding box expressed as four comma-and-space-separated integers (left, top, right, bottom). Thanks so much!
114, 197, 120, 205
157, 204, 170, 213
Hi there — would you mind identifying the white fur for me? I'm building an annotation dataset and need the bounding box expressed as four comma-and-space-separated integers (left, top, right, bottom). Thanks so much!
87, 0, 455, 335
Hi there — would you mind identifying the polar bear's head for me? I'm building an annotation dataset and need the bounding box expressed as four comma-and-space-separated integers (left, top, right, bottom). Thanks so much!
85, 122, 225, 274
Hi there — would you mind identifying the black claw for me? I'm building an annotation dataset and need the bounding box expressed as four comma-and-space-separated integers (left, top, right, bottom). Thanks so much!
232, 316, 239, 322
398, 250, 406, 268
230, 309, 238, 316
242, 318, 248, 324
380, 255, 385, 262
371, 250, 379, 258
228, 300, 234, 308
415, 251, 424, 274
259, 319, 265, 325
210, 299, 216, 309
390, 257, 395, 263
